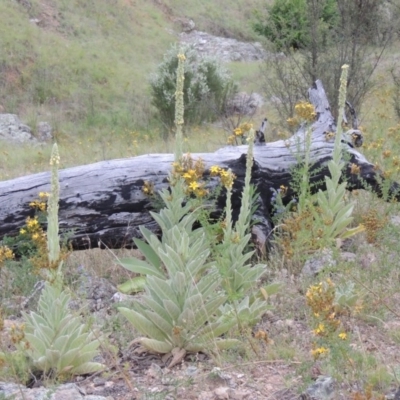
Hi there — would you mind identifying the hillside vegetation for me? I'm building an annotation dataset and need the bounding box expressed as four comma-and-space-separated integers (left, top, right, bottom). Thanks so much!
2, 2, 400, 399
0, 0, 264, 135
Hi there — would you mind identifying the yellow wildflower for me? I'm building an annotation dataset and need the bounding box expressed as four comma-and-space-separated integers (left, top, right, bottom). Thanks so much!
294, 101, 316, 121
26, 217, 39, 229
287, 117, 299, 127
31, 233, 40, 241
311, 347, 329, 359
182, 169, 196, 180
233, 128, 243, 136
313, 323, 326, 336
0, 246, 14, 264
20, 228, 27, 235
210, 165, 221, 176
241, 122, 253, 132
189, 181, 200, 190
338, 332, 347, 340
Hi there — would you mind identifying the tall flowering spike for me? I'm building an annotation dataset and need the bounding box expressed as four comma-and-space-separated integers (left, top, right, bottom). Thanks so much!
334, 65, 349, 163
174, 51, 186, 162
235, 127, 255, 239
47, 143, 60, 266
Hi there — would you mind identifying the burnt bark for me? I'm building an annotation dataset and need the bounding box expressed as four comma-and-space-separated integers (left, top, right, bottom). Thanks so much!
1, 80, 398, 250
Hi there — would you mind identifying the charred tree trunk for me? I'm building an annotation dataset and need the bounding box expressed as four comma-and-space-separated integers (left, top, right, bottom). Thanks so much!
1, 80, 399, 250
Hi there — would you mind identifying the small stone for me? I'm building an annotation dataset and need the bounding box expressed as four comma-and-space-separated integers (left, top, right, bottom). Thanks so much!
285, 319, 295, 329
93, 378, 106, 387
305, 375, 336, 399
340, 252, 357, 262
198, 391, 214, 400
230, 389, 251, 400
302, 249, 336, 276
186, 366, 198, 376
214, 386, 230, 399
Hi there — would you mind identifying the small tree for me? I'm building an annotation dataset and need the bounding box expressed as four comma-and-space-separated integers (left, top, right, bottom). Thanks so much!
150, 44, 237, 137
253, 0, 337, 51
255, 0, 395, 121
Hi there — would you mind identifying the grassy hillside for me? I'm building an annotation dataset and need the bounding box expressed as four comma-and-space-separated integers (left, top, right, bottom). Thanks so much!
0, 0, 271, 179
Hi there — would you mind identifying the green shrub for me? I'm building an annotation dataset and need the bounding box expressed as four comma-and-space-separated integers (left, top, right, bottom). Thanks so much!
149, 43, 237, 133
253, 0, 337, 51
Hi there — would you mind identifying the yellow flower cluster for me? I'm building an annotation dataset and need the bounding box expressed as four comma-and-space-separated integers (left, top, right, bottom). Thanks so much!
287, 101, 317, 127
142, 180, 154, 196
311, 346, 329, 359
295, 101, 316, 120
28, 192, 49, 212
306, 279, 349, 359
361, 209, 387, 243
172, 155, 208, 197
20, 217, 46, 248
227, 122, 253, 145
210, 165, 236, 190
350, 163, 361, 175
0, 245, 14, 265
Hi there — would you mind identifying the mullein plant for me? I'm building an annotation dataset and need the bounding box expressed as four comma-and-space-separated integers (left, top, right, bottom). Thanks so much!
310, 65, 365, 243
118, 50, 240, 363
45, 143, 63, 285
276, 67, 364, 262
213, 129, 274, 328
20, 143, 105, 381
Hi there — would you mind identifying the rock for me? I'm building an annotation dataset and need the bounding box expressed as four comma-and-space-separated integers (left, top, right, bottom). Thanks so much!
302, 249, 336, 277
359, 252, 377, 269
180, 30, 269, 62
226, 92, 264, 116
214, 386, 230, 399
230, 389, 251, 400
198, 392, 214, 400
0, 114, 52, 144
37, 121, 53, 141
173, 17, 195, 33
0, 114, 37, 144
111, 292, 136, 303
391, 215, 400, 226
305, 376, 336, 400
74, 266, 117, 312
340, 252, 357, 263
0, 381, 114, 400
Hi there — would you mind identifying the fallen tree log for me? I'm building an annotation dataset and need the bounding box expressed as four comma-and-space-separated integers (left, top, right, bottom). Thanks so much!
1, 80, 399, 250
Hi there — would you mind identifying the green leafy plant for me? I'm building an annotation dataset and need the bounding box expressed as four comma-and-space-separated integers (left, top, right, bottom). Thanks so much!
311, 66, 364, 243
150, 43, 237, 134
118, 181, 239, 362
212, 128, 272, 327
119, 51, 240, 362
275, 68, 364, 266
253, 0, 337, 51
21, 282, 104, 379
6, 143, 105, 382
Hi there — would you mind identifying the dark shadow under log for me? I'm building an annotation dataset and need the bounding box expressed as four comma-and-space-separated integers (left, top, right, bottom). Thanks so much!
1, 80, 399, 250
